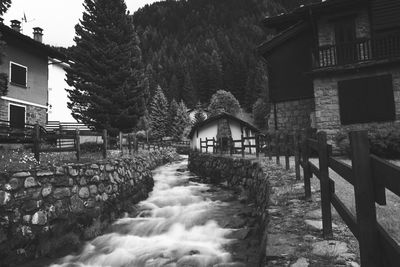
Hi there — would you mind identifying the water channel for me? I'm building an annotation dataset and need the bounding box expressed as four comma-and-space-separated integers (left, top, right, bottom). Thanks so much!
50, 157, 260, 267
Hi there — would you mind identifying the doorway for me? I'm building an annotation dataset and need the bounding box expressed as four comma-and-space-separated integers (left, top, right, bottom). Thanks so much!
9, 104, 26, 129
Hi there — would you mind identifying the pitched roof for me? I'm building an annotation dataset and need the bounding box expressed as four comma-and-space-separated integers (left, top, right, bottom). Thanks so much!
188, 112, 259, 138
262, 0, 365, 29
0, 23, 68, 61
257, 21, 309, 55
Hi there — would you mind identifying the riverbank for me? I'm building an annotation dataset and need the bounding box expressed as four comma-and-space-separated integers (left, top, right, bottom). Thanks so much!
0, 148, 179, 266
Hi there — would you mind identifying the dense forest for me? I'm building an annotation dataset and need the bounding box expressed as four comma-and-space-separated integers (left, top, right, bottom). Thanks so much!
132, 0, 311, 112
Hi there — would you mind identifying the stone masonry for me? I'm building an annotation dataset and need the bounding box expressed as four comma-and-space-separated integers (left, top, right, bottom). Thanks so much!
0, 99, 47, 126
0, 149, 178, 265
188, 152, 270, 266
313, 67, 400, 147
268, 98, 315, 130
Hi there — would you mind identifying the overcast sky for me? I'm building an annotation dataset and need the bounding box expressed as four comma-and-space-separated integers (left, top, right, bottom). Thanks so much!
3, 0, 161, 47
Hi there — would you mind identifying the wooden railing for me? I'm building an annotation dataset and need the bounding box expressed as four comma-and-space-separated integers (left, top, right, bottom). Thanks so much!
300, 131, 400, 266
198, 130, 306, 177
315, 34, 400, 68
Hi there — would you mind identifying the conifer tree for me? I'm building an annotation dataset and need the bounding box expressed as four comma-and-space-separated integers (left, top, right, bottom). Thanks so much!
65, 0, 145, 135
168, 99, 179, 137
182, 71, 196, 108
149, 86, 169, 139
193, 102, 206, 124
176, 100, 191, 139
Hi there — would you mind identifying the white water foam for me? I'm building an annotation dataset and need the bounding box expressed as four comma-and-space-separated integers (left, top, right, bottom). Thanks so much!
50, 159, 234, 267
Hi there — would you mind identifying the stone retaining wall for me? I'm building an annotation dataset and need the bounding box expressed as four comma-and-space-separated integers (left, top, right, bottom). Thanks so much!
0, 149, 178, 265
188, 152, 269, 266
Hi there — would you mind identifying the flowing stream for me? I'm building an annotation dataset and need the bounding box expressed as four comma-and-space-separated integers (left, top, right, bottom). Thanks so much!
50, 157, 242, 267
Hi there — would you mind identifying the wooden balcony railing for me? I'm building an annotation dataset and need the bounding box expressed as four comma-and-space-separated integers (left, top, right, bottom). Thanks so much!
314, 34, 400, 68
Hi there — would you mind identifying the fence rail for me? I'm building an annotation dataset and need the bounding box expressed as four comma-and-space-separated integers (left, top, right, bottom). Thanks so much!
198, 130, 307, 176
299, 131, 400, 267
1, 121, 187, 162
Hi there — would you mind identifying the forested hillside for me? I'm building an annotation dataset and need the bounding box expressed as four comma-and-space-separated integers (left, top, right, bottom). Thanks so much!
132, 0, 307, 111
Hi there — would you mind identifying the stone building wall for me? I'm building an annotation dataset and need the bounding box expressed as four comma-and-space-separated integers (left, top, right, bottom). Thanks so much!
0, 149, 178, 265
0, 99, 47, 126
313, 67, 400, 148
188, 152, 269, 266
267, 98, 315, 130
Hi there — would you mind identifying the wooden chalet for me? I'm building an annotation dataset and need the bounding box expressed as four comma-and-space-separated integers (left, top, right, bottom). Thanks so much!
258, 0, 400, 148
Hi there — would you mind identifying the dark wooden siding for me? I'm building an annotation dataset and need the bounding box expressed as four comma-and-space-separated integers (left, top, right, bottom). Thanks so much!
370, 0, 400, 33
338, 74, 395, 125
266, 30, 314, 102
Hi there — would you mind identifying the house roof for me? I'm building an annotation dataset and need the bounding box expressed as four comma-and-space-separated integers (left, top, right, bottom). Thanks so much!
262, 0, 365, 29
188, 112, 260, 138
257, 21, 309, 55
0, 22, 68, 61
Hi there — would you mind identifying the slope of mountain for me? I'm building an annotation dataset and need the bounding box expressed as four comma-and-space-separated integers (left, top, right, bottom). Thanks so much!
132, 0, 305, 111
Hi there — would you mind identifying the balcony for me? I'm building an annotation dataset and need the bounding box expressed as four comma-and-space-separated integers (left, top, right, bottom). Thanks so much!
314, 34, 400, 68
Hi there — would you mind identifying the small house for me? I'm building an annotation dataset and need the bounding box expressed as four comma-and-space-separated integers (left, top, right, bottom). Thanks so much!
258, 0, 400, 149
189, 112, 259, 153
0, 20, 66, 128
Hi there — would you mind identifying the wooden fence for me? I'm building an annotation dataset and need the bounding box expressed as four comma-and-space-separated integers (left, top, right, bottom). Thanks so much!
1, 120, 190, 162
198, 130, 304, 176
299, 131, 400, 267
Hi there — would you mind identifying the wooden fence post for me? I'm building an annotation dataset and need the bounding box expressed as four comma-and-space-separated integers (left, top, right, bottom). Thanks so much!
349, 131, 381, 266
119, 131, 123, 155
75, 129, 81, 162
200, 138, 202, 153
317, 131, 333, 239
256, 134, 260, 158
127, 134, 132, 155
301, 131, 312, 200
33, 123, 40, 162
275, 132, 280, 165
241, 134, 245, 158
294, 131, 301, 180
102, 129, 107, 159
268, 133, 272, 160
285, 132, 290, 170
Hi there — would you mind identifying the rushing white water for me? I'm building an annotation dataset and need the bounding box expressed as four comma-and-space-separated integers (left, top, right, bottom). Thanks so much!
50, 157, 235, 267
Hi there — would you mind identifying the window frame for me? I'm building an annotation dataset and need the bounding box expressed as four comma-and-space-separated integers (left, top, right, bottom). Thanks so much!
9, 61, 28, 88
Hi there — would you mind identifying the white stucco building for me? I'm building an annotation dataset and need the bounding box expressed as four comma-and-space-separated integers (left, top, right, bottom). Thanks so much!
189, 112, 259, 153
47, 58, 76, 123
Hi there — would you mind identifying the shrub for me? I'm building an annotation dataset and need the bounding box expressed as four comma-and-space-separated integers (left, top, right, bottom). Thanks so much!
335, 127, 400, 158
80, 142, 103, 153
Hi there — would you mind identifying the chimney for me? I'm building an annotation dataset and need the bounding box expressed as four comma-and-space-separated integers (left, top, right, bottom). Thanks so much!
33, 27, 43, 43
10, 20, 21, 32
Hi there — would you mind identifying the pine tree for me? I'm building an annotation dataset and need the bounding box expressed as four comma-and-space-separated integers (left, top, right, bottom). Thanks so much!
253, 98, 269, 130
182, 71, 196, 108
193, 102, 206, 124
168, 99, 179, 138
171, 100, 191, 140
65, 0, 145, 135
149, 86, 169, 139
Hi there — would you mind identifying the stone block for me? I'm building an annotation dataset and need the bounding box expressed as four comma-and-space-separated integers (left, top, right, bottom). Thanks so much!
53, 188, 71, 199
24, 177, 38, 188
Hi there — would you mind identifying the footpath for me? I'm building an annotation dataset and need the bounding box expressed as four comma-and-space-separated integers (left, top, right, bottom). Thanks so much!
261, 159, 361, 267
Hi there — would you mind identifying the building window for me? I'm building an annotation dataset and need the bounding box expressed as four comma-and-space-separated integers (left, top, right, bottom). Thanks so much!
10, 62, 27, 87
338, 74, 395, 125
